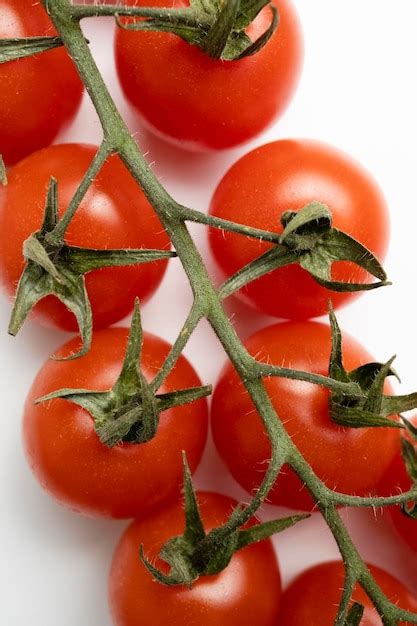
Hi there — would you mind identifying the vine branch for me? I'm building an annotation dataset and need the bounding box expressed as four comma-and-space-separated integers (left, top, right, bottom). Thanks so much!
9, 1, 417, 621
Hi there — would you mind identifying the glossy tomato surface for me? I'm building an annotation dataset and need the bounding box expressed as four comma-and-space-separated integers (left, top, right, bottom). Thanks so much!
115, 0, 303, 151
0, 0, 83, 165
211, 321, 399, 511
109, 491, 281, 626
0, 144, 170, 331
209, 139, 390, 319
278, 561, 417, 625
378, 416, 417, 551
23, 327, 208, 518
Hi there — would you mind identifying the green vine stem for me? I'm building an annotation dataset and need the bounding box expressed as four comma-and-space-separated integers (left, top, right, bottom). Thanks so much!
8, 1, 417, 621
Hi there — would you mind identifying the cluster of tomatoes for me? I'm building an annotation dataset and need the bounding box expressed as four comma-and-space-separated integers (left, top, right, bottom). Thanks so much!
1, 0, 417, 624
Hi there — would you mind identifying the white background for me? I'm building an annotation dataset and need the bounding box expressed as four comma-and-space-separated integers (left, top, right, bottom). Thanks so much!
1, 1, 417, 623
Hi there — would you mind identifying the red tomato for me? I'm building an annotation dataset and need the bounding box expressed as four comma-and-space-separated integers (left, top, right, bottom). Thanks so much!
378, 416, 417, 551
109, 491, 281, 626
0, 0, 83, 165
209, 139, 390, 319
23, 327, 208, 518
114, 0, 303, 151
211, 321, 399, 511
0, 144, 170, 331
278, 561, 417, 625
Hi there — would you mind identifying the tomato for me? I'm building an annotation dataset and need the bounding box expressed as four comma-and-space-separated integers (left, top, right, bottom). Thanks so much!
211, 321, 399, 511
0, 144, 170, 331
114, 0, 303, 151
378, 416, 417, 551
0, 0, 83, 165
209, 139, 390, 319
277, 561, 417, 625
109, 491, 281, 626
23, 327, 208, 518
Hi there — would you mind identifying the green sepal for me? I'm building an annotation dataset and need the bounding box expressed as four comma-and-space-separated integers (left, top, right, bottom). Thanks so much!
362, 356, 396, 414
401, 438, 417, 484
8, 179, 175, 358
398, 424, 417, 519
35, 302, 211, 447
0, 155, 6, 185
9, 258, 93, 361
234, 0, 271, 29
182, 454, 206, 544
140, 454, 308, 587
220, 203, 388, 300
236, 513, 310, 549
116, 0, 278, 61
202, 0, 240, 60
330, 405, 404, 430
282, 203, 387, 292
327, 305, 411, 429
233, 5, 278, 60
157, 386, 213, 412
401, 500, 417, 520
344, 603, 364, 625
0, 36, 63, 63
402, 416, 417, 440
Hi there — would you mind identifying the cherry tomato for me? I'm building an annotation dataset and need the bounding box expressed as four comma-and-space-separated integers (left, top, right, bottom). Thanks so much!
0, 144, 170, 331
0, 0, 83, 165
211, 321, 399, 511
277, 561, 417, 625
109, 491, 281, 626
114, 0, 303, 151
378, 416, 417, 551
209, 139, 389, 319
23, 327, 208, 518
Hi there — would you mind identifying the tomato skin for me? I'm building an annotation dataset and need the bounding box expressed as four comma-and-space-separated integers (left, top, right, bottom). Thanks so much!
23, 328, 208, 519
114, 0, 303, 151
211, 322, 398, 511
0, 0, 83, 165
109, 492, 281, 626
209, 139, 389, 319
278, 561, 417, 625
0, 144, 170, 331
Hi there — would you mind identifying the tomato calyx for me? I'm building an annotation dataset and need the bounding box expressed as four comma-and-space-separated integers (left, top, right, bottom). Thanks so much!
116, 0, 278, 61
0, 36, 64, 64
8, 179, 175, 359
141, 454, 308, 587
328, 305, 417, 429
35, 300, 211, 447
219, 202, 390, 300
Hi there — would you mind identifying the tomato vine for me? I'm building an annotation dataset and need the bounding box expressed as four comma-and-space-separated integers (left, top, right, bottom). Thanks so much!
2, 1, 417, 623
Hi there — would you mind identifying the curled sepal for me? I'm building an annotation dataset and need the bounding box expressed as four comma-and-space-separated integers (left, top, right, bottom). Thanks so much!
0, 36, 63, 63
8, 179, 175, 358
140, 454, 308, 587
35, 302, 211, 448
116, 0, 278, 61
9, 258, 93, 361
401, 438, 417, 484
327, 305, 411, 430
402, 416, 417, 440
219, 203, 388, 300
282, 203, 388, 292
397, 431, 417, 520
344, 603, 364, 625
401, 500, 417, 520
0, 155, 6, 185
